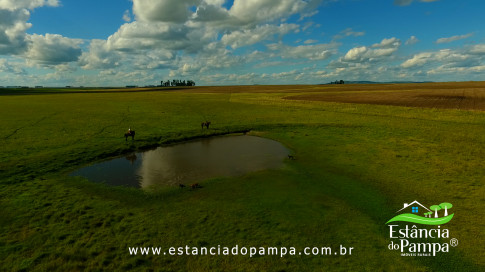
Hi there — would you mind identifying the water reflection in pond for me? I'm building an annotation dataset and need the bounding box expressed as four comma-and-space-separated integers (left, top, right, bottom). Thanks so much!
71, 135, 289, 189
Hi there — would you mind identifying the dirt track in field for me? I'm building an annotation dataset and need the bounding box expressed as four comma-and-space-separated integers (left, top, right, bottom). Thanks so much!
283, 82, 485, 111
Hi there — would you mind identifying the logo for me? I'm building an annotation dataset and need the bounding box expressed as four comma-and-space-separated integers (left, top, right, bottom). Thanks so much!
386, 200, 454, 225
386, 200, 457, 257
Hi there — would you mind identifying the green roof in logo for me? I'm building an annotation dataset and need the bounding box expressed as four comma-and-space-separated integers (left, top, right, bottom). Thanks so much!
386, 201, 454, 225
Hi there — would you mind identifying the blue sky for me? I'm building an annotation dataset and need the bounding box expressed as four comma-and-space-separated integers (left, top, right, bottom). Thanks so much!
1, 0, 485, 86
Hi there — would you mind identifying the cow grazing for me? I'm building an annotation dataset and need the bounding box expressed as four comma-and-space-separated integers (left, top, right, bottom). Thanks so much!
190, 183, 202, 189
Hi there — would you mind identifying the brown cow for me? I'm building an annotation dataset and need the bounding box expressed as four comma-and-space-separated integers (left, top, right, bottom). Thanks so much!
190, 183, 201, 189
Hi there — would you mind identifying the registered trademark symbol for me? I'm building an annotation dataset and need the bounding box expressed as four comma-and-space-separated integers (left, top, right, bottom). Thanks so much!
450, 238, 459, 247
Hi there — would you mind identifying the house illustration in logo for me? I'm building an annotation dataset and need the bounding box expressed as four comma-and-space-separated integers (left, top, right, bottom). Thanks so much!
386, 200, 454, 225
396, 200, 431, 215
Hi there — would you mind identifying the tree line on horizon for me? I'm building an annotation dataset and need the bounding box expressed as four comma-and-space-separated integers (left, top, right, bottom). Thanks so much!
161, 79, 195, 87
329, 80, 345, 84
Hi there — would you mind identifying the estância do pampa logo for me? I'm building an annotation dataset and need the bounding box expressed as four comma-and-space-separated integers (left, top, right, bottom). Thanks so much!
386, 201, 458, 257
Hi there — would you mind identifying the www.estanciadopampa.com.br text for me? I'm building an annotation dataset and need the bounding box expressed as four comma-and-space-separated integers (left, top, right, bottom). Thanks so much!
129, 245, 354, 258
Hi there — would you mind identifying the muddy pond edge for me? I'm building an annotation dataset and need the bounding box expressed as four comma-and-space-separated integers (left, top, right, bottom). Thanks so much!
64, 128, 295, 186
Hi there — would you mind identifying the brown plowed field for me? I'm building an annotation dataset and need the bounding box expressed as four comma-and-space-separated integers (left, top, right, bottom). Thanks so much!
283, 82, 485, 111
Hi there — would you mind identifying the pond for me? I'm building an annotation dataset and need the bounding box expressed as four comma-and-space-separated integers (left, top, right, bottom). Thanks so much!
70, 135, 290, 189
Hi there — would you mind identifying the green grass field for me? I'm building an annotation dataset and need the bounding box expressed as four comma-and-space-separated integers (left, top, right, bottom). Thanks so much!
1, 84, 484, 271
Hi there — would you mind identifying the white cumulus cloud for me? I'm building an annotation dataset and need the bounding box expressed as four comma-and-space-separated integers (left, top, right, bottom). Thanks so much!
228, 0, 311, 25
469, 44, 485, 55
79, 39, 122, 70
436, 33, 473, 44
24, 34, 83, 65
0, 58, 25, 74
401, 52, 433, 68
267, 42, 336, 60
405, 36, 419, 45
133, 0, 198, 23
342, 38, 401, 63
221, 24, 299, 49
332, 28, 365, 40
122, 10, 132, 22
0, 1, 62, 56
0, 9, 31, 54
401, 48, 481, 70
0, 0, 59, 11
372, 37, 402, 48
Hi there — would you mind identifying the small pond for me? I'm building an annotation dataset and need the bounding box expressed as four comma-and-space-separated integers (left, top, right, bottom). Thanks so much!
70, 135, 289, 189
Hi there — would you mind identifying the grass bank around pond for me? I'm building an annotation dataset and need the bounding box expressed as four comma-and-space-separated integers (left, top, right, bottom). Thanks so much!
1, 84, 484, 271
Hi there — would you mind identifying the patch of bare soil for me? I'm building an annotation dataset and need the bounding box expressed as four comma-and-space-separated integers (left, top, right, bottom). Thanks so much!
284, 82, 485, 111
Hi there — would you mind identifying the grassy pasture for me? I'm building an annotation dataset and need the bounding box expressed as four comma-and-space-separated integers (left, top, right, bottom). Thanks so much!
1, 83, 484, 271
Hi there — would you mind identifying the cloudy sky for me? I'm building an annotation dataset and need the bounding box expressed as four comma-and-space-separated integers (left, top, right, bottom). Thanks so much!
1, 0, 484, 86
